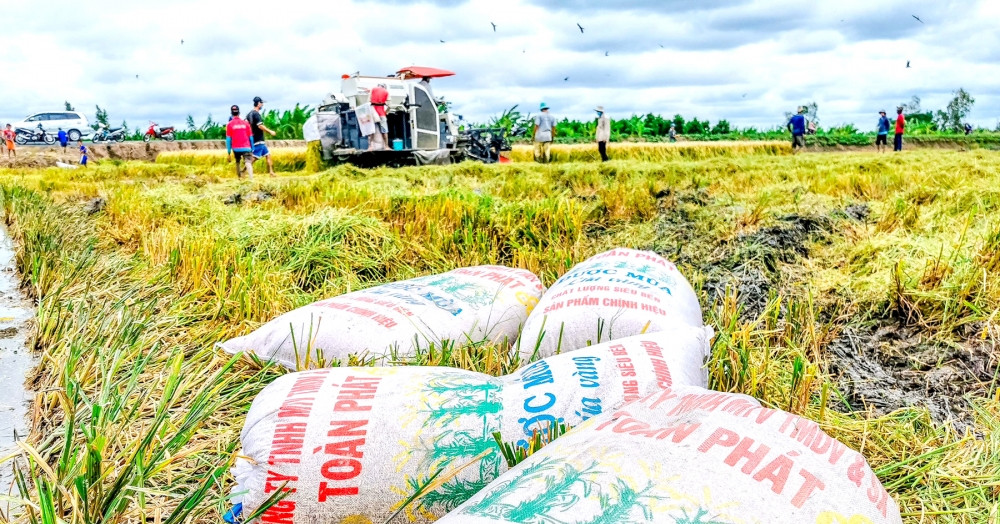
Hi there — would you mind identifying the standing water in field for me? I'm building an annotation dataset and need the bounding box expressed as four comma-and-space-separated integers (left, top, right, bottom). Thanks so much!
0, 225, 34, 495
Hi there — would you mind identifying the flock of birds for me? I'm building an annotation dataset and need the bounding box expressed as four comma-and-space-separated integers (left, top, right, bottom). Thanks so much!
136, 14, 928, 83
479, 15, 927, 84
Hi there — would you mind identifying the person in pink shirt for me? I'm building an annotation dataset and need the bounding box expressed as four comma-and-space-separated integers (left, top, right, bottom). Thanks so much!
226, 105, 255, 179
368, 83, 389, 150
2, 125, 15, 160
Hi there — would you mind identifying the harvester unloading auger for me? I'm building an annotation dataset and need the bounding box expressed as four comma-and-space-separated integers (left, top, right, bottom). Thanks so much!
305, 66, 510, 168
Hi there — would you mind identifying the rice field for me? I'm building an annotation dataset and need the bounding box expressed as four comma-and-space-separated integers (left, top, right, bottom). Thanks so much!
152, 140, 792, 169
0, 148, 998, 523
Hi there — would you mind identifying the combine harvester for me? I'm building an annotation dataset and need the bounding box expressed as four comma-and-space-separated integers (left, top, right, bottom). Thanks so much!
306, 66, 509, 167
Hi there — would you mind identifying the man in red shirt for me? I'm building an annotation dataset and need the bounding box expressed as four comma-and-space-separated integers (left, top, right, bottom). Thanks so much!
368, 83, 389, 150
894, 106, 905, 152
226, 105, 254, 179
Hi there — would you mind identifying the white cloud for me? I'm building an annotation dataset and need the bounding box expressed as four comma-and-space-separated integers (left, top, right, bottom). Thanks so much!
0, 0, 996, 131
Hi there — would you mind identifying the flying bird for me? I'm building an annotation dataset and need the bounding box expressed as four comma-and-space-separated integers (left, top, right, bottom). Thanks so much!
135, 74, 139, 79
491, 22, 496, 32
440, 39, 446, 43
912, 15, 924, 23
576, 23, 584, 33
906, 60, 911, 68
742, 93, 747, 98
659, 44, 664, 48
605, 51, 609, 56
180, 39, 184, 44
564, 76, 569, 81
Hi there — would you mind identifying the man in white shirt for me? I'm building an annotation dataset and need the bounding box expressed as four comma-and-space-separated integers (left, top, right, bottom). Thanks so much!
595, 106, 610, 161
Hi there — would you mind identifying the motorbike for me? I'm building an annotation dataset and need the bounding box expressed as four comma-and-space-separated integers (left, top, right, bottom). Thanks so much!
14, 124, 55, 145
92, 124, 127, 143
143, 122, 176, 142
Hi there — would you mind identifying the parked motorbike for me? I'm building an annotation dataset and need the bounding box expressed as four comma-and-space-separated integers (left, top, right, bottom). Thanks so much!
92, 124, 127, 143
143, 122, 176, 142
14, 124, 55, 145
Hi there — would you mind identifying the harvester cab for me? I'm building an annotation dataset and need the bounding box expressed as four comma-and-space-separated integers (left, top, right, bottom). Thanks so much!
310, 66, 508, 167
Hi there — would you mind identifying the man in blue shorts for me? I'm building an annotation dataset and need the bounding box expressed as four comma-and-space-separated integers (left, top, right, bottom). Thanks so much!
787, 107, 806, 152
246, 96, 277, 176
875, 110, 890, 153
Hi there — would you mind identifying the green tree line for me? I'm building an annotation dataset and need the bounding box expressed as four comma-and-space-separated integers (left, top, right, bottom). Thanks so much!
88, 104, 314, 141
73, 88, 980, 143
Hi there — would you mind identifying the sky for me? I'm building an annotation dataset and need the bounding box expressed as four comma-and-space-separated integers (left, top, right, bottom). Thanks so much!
0, 0, 997, 131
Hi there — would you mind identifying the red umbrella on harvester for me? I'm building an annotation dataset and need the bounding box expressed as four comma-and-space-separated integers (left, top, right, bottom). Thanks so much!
396, 66, 456, 79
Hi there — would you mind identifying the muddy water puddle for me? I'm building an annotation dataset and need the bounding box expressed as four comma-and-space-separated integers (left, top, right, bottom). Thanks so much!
0, 224, 34, 496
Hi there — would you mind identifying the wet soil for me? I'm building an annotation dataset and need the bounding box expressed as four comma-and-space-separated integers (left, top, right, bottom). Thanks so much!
829, 325, 997, 430
0, 225, 34, 494
651, 190, 998, 427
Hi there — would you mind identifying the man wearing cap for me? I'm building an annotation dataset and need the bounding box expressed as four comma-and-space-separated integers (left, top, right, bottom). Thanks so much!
247, 97, 277, 176
787, 106, 807, 152
894, 106, 905, 152
875, 110, 891, 153
227, 104, 255, 180
368, 83, 390, 150
595, 106, 610, 162
533, 102, 557, 163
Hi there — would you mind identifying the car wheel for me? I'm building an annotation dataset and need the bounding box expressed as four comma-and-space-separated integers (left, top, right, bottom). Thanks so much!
68, 129, 81, 141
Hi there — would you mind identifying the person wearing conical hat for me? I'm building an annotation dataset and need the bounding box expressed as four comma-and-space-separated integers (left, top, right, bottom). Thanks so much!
533, 102, 556, 163
595, 106, 610, 162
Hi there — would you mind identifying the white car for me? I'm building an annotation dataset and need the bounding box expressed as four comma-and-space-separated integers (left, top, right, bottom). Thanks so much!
10, 111, 91, 141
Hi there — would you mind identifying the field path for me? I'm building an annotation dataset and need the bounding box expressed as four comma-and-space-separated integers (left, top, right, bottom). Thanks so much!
0, 224, 34, 496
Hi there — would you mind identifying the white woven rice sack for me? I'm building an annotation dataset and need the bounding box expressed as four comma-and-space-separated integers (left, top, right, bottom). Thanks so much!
232, 366, 503, 524
441, 385, 903, 524
232, 330, 712, 523
498, 328, 712, 450
219, 266, 543, 369
516, 248, 702, 360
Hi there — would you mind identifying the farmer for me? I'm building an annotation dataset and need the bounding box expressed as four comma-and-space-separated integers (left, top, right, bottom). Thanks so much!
226, 104, 255, 180
368, 83, 390, 150
894, 106, 905, 152
3, 124, 15, 159
246, 96, 277, 176
965, 123, 973, 135
57, 127, 68, 151
875, 110, 891, 153
533, 102, 556, 163
669, 124, 677, 142
595, 106, 610, 162
419, 76, 436, 104
787, 107, 807, 151
78, 140, 88, 167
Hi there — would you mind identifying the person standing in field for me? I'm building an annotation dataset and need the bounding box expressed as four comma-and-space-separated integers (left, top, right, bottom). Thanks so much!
669, 123, 677, 142
78, 140, 88, 167
368, 83, 390, 150
533, 102, 556, 163
3, 124, 15, 160
226, 104, 255, 180
787, 107, 807, 152
57, 128, 68, 151
246, 96, 277, 176
595, 106, 610, 162
894, 106, 905, 152
875, 110, 891, 153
